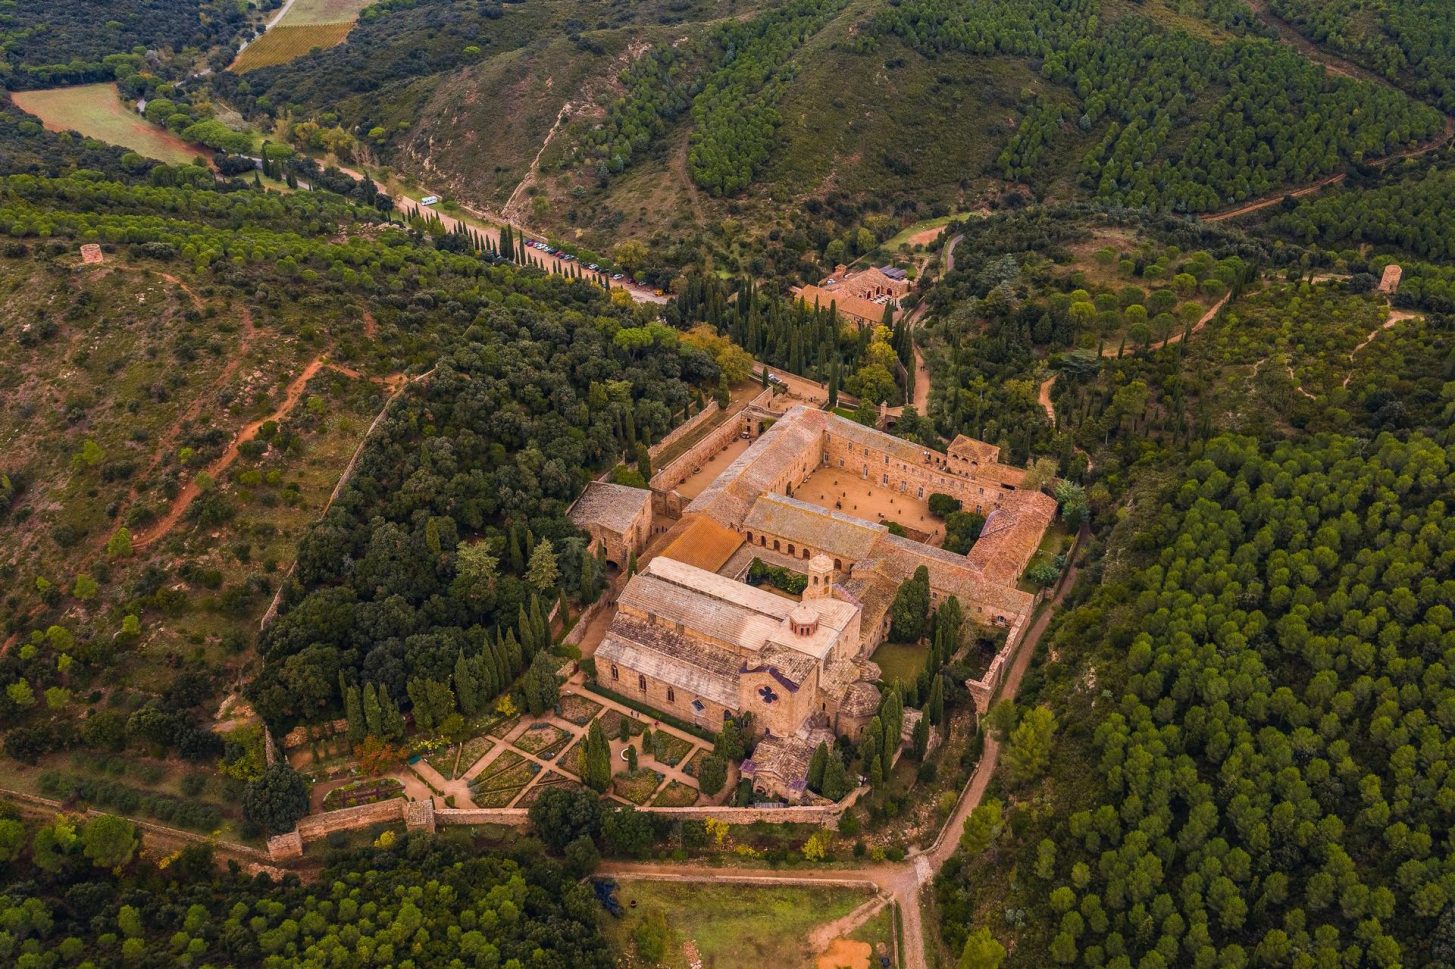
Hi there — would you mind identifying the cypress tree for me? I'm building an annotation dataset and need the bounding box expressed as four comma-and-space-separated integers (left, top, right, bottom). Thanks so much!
380, 689, 406, 741
912, 715, 930, 760
455, 651, 481, 717
363, 682, 383, 737
928, 675, 945, 727
807, 742, 829, 792
584, 721, 611, 792
518, 603, 535, 655
503, 628, 523, 674
343, 676, 365, 744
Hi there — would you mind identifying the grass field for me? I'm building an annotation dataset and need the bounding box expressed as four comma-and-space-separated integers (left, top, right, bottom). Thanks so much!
232, 0, 375, 72
871, 641, 927, 687
599, 881, 873, 969
11, 84, 203, 165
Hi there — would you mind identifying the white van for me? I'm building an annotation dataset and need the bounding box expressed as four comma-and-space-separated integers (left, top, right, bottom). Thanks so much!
419, 195, 440, 206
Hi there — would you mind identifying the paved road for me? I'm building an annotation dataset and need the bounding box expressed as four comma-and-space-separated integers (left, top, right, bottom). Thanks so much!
600, 541, 1085, 969
331, 164, 667, 305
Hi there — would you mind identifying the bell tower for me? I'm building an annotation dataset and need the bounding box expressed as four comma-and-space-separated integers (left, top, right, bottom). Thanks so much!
805, 554, 834, 600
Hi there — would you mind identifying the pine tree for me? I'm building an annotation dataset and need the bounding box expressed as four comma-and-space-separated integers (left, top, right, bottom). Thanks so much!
527, 539, 559, 591
363, 682, 383, 737
518, 604, 535, 656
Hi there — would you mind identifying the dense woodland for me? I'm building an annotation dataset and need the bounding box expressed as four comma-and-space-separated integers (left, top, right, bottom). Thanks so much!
8, 3, 1455, 968
0, 0, 255, 87
1272, 166, 1455, 263
940, 431, 1455, 967
1269, 0, 1455, 113
0, 829, 613, 966
583, 0, 845, 194
256, 286, 716, 730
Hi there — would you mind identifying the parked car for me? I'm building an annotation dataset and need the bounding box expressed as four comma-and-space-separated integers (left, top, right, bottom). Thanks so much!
419, 195, 439, 206
587, 263, 599, 271
611, 273, 624, 280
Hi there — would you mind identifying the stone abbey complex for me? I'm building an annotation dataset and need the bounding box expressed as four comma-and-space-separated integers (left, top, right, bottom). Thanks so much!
574, 405, 1056, 799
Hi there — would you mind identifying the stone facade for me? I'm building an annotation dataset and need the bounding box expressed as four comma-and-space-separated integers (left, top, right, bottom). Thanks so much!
568, 481, 653, 570
596, 405, 1054, 801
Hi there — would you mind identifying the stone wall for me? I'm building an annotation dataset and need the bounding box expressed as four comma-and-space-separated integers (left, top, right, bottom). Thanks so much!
294, 797, 407, 842
650, 412, 748, 495
267, 784, 865, 861
822, 431, 1016, 518
649, 401, 720, 462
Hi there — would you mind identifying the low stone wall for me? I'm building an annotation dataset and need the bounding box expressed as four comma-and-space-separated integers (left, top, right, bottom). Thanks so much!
649, 401, 720, 462
295, 797, 407, 842
435, 807, 532, 827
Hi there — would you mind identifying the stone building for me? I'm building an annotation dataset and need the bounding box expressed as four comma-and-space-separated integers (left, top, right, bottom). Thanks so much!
594, 556, 881, 739
567, 481, 653, 570
596, 405, 1055, 801
792, 265, 913, 326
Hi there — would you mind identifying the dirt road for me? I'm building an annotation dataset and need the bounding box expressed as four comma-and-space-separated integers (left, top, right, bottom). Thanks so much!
1204, 2, 1455, 224
133, 352, 349, 549
601, 539, 1085, 969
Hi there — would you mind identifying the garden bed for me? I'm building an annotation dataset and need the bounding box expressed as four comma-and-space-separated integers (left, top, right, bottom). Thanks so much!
613, 769, 664, 805
559, 694, 603, 726
321, 777, 404, 811
468, 751, 539, 806
518, 771, 580, 806
651, 780, 700, 807
558, 739, 586, 778
598, 709, 645, 740
648, 731, 695, 767
426, 735, 493, 780
514, 723, 570, 758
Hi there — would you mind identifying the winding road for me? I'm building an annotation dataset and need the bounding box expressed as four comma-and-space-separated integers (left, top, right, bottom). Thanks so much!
600, 540, 1083, 969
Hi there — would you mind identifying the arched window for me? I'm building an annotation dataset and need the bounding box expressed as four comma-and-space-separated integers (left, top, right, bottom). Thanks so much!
667, 687, 675, 702
802, 548, 810, 559
638, 674, 647, 693
834, 558, 843, 570
611, 665, 619, 681
788, 544, 796, 555
773, 539, 781, 551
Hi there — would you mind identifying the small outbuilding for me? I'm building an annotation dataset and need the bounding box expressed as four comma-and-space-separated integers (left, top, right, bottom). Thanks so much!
568, 481, 653, 570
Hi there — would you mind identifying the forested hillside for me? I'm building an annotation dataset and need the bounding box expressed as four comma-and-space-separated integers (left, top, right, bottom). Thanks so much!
939, 430, 1455, 967
1269, 0, 1455, 112
0, 0, 254, 87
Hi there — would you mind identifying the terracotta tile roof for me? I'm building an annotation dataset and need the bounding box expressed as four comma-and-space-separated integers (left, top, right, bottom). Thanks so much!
964, 490, 1057, 585
685, 406, 829, 528
839, 681, 882, 718
751, 645, 820, 689
826, 411, 942, 467
873, 534, 1035, 618
741, 733, 819, 789
658, 515, 744, 572
793, 284, 895, 325
568, 481, 651, 533
947, 435, 1001, 465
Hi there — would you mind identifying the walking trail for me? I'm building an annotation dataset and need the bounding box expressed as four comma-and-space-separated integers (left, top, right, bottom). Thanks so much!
600, 540, 1085, 969
132, 353, 372, 549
